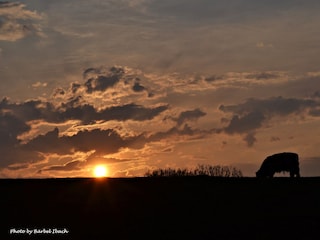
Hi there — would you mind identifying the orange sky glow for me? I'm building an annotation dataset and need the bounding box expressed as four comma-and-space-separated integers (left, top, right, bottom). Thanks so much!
1, 0, 320, 178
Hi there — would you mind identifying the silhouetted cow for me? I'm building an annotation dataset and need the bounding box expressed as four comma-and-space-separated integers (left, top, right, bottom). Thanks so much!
256, 152, 300, 178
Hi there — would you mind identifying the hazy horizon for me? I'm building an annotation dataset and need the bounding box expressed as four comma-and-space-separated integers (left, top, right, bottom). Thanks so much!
1, 0, 320, 178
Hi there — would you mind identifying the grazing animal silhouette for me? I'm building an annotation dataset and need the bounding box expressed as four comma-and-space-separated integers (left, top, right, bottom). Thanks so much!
256, 152, 300, 178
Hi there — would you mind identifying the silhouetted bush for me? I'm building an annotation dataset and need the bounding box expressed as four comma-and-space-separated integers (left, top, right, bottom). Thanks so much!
144, 164, 243, 177
194, 164, 243, 177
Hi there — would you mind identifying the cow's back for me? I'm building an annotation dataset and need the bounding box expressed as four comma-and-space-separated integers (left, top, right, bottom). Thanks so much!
269, 152, 299, 171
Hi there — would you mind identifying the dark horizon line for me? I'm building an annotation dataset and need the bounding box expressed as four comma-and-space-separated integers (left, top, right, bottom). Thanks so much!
1, 176, 320, 180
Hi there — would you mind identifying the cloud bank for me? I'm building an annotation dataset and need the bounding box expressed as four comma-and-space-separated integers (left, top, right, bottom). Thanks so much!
1, 64, 320, 177
0, 1, 44, 41
219, 96, 320, 146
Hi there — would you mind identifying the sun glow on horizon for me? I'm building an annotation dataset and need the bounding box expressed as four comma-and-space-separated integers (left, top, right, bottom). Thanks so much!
93, 165, 108, 178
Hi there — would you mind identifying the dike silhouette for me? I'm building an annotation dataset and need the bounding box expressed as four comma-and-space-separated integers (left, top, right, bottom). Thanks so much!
2, 176, 320, 239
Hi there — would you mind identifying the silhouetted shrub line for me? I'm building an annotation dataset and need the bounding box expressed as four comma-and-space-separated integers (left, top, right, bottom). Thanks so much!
144, 164, 243, 177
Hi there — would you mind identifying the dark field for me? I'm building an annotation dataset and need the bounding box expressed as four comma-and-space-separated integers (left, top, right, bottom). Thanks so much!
2, 177, 320, 239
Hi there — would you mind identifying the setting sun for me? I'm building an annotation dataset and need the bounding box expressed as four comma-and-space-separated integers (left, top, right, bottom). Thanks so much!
93, 165, 108, 178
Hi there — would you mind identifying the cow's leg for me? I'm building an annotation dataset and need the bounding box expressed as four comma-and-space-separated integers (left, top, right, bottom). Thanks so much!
290, 170, 300, 177
292, 167, 300, 177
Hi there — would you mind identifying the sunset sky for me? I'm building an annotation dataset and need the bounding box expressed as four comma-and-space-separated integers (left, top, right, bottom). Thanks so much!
1, 0, 320, 178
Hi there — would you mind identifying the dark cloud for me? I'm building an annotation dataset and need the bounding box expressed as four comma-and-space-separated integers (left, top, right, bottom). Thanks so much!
219, 96, 318, 117
270, 136, 280, 142
58, 103, 97, 124
97, 103, 168, 122
219, 96, 320, 146
0, 2, 20, 7
243, 133, 257, 147
223, 111, 265, 134
86, 156, 133, 164
71, 83, 81, 94
174, 108, 206, 126
149, 124, 212, 142
0, 110, 43, 168
18, 124, 210, 168
0, 124, 147, 169
0, 112, 31, 142
83, 67, 101, 79
61, 96, 83, 109
131, 78, 153, 97
0, 98, 54, 122
84, 66, 125, 93
48, 103, 168, 124
204, 75, 224, 82
0, 148, 42, 169
246, 72, 279, 80
85, 75, 119, 93
82, 66, 154, 96
52, 88, 65, 97
132, 81, 146, 92
7, 163, 30, 171
60, 103, 168, 124
0, 111, 36, 168
23, 123, 211, 169
23, 127, 67, 154
148, 92, 155, 98
24, 127, 147, 156
0, 93, 169, 169
1, 97, 168, 124
0, 63, 174, 170
39, 160, 83, 173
